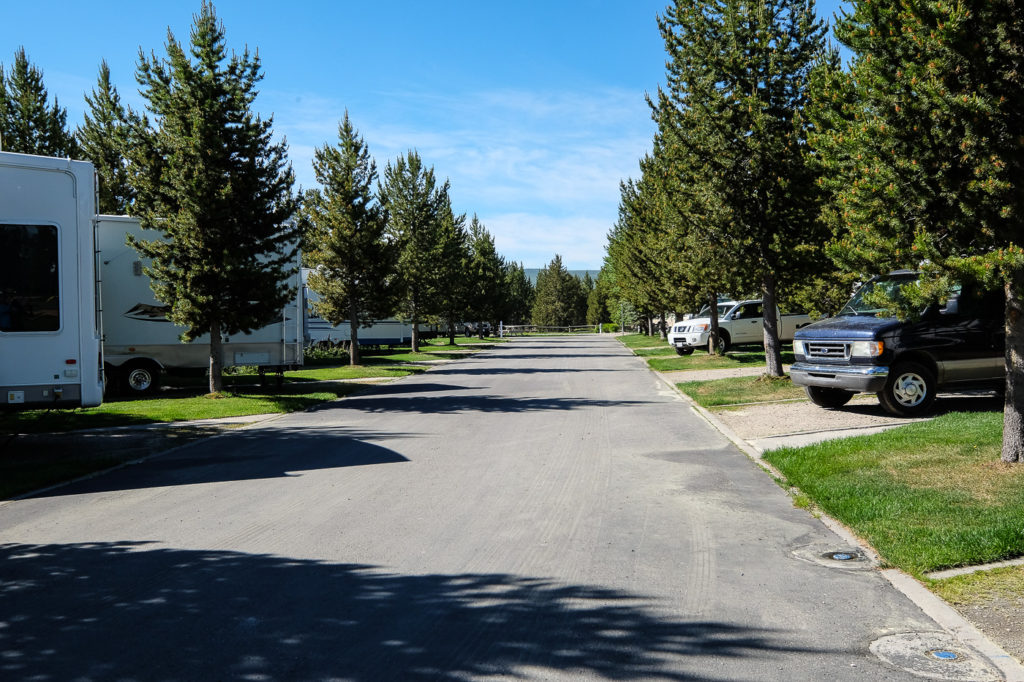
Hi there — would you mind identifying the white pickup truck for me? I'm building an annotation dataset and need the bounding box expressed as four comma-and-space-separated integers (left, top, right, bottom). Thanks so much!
668, 299, 813, 355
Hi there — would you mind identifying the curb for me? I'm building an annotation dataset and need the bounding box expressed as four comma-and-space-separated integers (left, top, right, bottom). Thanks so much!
651, 367, 1024, 681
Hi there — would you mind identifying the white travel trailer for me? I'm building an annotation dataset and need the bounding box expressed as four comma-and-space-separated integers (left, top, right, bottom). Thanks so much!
0, 152, 104, 408
302, 268, 415, 347
97, 215, 304, 393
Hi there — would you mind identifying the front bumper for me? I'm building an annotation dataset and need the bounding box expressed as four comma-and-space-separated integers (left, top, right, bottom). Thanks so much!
790, 362, 889, 393
673, 332, 709, 350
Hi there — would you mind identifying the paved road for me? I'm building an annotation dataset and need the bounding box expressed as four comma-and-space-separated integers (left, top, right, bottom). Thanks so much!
0, 336, 970, 680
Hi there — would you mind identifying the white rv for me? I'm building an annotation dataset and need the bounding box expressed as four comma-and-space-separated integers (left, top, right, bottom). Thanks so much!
97, 215, 304, 393
303, 268, 414, 347
0, 152, 104, 408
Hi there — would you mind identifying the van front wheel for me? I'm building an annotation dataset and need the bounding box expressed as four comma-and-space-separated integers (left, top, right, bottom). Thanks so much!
878, 362, 936, 416
805, 386, 854, 408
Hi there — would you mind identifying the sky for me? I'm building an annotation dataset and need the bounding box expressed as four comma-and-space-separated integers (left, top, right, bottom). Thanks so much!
2, 0, 848, 270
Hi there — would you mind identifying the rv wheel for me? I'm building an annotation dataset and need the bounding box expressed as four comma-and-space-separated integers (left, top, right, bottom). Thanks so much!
123, 362, 161, 395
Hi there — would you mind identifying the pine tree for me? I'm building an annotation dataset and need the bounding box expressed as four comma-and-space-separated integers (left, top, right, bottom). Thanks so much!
587, 268, 612, 326
0, 47, 78, 157
380, 150, 449, 352
817, 0, 1024, 462
655, 0, 828, 369
126, 1, 298, 393
500, 262, 534, 326
77, 60, 138, 214
606, 154, 679, 337
302, 112, 394, 365
466, 216, 506, 337
532, 255, 582, 327
432, 192, 469, 346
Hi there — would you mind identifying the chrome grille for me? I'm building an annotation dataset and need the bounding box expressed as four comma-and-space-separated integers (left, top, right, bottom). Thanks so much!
804, 341, 850, 360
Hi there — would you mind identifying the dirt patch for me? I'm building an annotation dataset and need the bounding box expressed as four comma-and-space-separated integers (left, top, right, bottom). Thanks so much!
710, 395, 923, 439
957, 598, 1024, 664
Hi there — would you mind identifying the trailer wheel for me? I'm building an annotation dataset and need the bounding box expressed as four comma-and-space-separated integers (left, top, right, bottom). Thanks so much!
877, 361, 936, 416
805, 386, 854, 408
122, 361, 161, 395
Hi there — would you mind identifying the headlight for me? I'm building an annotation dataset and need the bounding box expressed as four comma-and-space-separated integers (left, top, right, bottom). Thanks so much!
694, 323, 709, 332
851, 340, 884, 357
793, 340, 805, 355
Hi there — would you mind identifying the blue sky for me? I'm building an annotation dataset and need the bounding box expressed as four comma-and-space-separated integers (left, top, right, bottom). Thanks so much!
2, 0, 848, 270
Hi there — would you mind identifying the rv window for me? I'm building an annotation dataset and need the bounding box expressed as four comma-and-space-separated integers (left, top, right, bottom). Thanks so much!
0, 224, 60, 332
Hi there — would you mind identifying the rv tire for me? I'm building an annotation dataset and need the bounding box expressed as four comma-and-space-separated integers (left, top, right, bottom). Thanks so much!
122, 361, 161, 395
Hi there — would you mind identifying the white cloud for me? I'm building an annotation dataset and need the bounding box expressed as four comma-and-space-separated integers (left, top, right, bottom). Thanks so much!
263, 85, 654, 268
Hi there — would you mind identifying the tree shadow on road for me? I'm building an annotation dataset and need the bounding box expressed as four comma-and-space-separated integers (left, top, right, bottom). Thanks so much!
25, 426, 411, 498
0, 541, 828, 681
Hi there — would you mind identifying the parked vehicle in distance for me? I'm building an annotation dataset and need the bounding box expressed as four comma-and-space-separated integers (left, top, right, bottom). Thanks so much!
463, 321, 491, 337
790, 271, 1005, 416
1, 152, 104, 409
668, 301, 736, 352
98, 215, 304, 395
669, 299, 812, 355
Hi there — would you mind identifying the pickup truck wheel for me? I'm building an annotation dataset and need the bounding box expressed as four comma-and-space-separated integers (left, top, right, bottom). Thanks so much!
674, 346, 694, 356
712, 331, 730, 354
878, 362, 936, 416
122, 361, 161, 396
805, 386, 854, 408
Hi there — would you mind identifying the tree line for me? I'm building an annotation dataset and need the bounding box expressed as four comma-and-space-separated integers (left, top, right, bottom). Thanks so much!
600, 0, 1024, 462
0, 2, 606, 387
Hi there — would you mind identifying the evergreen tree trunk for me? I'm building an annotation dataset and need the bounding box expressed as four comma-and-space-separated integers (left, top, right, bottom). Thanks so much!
659, 311, 667, 340
762, 274, 784, 377
209, 319, 224, 394
1002, 275, 1024, 463
448, 318, 456, 346
707, 292, 721, 355
349, 299, 360, 366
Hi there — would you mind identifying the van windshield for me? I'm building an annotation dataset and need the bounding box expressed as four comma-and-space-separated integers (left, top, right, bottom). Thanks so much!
840, 274, 917, 316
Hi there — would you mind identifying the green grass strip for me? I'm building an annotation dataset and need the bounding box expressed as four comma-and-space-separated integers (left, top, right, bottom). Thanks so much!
676, 375, 805, 407
764, 411, 1024, 577
0, 383, 367, 434
649, 349, 795, 372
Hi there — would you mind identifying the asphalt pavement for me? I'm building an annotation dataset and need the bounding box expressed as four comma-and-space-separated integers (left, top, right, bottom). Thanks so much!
0, 336, 1009, 680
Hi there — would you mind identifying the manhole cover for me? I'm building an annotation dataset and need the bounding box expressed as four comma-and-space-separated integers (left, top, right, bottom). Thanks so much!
790, 543, 874, 570
821, 550, 860, 562
928, 649, 961, 661
871, 632, 1000, 680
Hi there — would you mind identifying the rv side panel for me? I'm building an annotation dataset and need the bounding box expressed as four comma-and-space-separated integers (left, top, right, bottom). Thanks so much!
0, 152, 103, 408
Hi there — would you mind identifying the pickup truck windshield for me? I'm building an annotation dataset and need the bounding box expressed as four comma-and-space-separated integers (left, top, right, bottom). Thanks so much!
696, 303, 736, 318
840, 274, 917, 316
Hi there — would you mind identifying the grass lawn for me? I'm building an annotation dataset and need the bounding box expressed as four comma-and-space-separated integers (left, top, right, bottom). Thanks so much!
764, 411, 1024, 577
620, 333, 668, 350
634, 345, 677, 357
0, 382, 369, 435
647, 348, 796, 372
285, 364, 426, 381
424, 337, 505, 347
676, 375, 806, 407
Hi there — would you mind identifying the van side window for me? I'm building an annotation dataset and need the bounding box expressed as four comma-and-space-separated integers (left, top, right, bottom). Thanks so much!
0, 224, 60, 332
